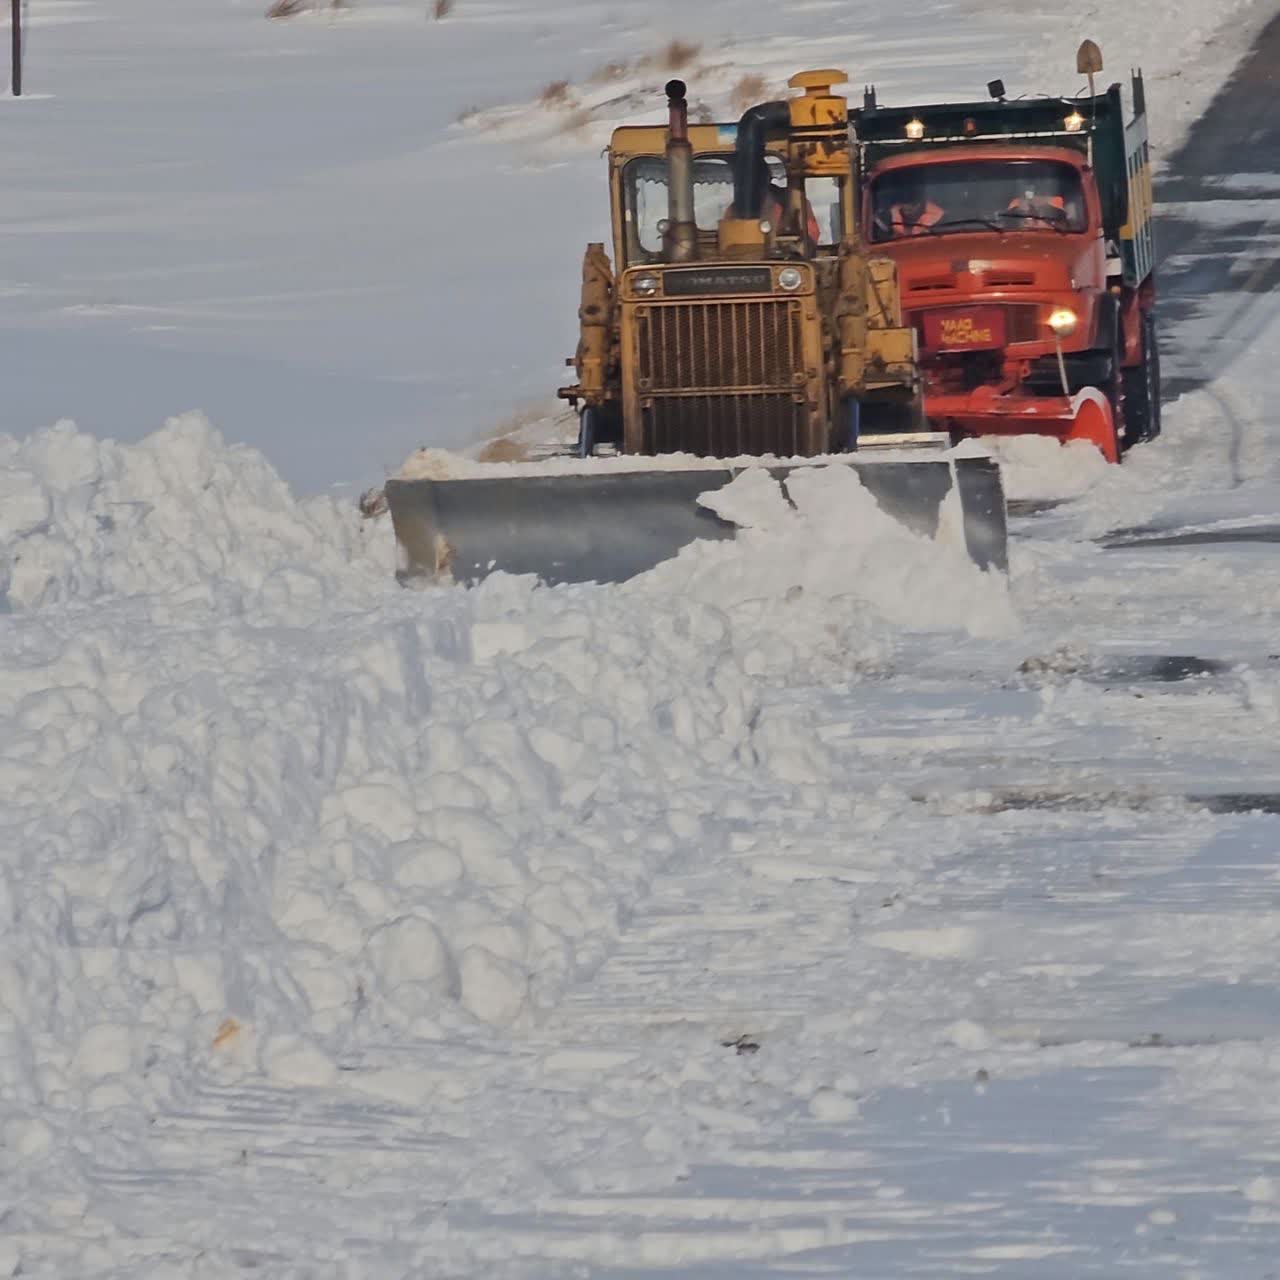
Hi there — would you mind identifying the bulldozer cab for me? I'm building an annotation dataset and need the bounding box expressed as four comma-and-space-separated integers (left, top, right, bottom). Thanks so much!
610, 134, 852, 264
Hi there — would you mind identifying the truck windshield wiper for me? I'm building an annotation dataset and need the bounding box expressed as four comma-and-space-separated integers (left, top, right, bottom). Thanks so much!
998, 209, 1072, 233
924, 217, 1007, 234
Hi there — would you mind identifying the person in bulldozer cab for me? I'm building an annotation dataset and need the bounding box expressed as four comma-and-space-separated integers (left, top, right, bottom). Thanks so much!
727, 180, 822, 242
763, 181, 822, 243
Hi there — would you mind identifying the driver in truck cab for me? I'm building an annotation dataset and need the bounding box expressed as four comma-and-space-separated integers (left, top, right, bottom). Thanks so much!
887, 182, 944, 237
1004, 183, 1070, 227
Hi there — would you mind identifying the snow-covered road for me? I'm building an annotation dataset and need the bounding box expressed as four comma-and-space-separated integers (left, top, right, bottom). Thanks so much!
2, 1, 1280, 1277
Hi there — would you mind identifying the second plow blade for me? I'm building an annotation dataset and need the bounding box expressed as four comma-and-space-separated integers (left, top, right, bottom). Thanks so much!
385, 454, 1006, 587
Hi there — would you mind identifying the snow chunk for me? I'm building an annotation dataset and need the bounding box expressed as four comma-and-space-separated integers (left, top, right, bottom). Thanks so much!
867, 927, 984, 960
366, 917, 459, 1012
944, 1019, 992, 1051
808, 1088, 859, 1123
72, 1023, 133, 1080
459, 946, 529, 1027
1244, 1176, 1278, 1204
261, 1034, 338, 1088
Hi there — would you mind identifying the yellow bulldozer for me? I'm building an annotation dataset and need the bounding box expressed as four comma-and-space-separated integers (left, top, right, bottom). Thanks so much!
387, 72, 1006, 585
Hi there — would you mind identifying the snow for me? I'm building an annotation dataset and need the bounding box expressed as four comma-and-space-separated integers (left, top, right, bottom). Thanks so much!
395, 441, 954, 479
1020, 0, 1268, 159
0, 413, 387, 610
3, 0, 1280, 1275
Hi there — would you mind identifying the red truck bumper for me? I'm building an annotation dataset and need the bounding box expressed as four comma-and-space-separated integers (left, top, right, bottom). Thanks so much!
924, 385, 1119, 463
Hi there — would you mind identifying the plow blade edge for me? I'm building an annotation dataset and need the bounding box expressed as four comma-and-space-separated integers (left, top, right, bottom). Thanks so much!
385, 455, 1006, 587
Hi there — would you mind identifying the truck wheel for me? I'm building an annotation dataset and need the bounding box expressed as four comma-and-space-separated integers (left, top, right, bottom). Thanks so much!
1121, 313, 1161, 448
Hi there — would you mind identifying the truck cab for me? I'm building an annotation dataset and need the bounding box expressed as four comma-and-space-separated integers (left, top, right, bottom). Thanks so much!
852, 49, 1159, 460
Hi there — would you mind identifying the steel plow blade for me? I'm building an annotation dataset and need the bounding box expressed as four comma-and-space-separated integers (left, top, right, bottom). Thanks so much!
385, 455, 1006, 587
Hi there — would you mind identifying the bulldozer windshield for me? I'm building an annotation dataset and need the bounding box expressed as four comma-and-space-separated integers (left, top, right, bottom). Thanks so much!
869, 159, 1087, 242
623, 154, 785, 261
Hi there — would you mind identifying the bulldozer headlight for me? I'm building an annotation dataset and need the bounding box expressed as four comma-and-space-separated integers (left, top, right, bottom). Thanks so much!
905, 118, 925, 140
634, 274, 659, 297
777, 266, 803, 292
1048, 307, 1078, 336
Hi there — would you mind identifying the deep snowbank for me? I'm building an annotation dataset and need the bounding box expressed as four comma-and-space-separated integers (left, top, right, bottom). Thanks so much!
0, 417, 1010, 1219
0, 413, 389, 611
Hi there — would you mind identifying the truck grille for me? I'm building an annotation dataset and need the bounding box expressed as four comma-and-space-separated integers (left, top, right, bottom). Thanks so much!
1005, 304, 1039, 344
634, 300, 815, 456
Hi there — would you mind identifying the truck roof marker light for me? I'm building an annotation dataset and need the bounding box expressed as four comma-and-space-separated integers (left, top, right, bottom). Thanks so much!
905, 118, 925, 140
1064, 110, 1085, 132
963, 118, 979, 136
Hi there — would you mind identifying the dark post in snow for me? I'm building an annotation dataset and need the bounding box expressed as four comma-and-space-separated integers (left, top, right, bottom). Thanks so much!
10, 0, 20, 97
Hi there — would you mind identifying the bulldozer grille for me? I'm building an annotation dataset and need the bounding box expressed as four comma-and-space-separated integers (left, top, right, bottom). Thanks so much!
633, 299, 817, 456
643, 394, 810, 457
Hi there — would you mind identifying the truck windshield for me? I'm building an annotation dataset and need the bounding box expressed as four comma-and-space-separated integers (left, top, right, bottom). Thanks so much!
624, 154, 785, 260
869, 159, 1087, 242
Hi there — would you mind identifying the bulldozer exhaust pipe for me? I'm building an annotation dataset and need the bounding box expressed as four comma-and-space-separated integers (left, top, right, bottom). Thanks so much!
732, 99, 790, 218
663, 80, 698, 262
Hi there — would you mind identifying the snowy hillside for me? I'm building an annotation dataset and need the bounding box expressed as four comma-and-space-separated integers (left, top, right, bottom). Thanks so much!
2, 0, 1280, 1276
0, 0, 1265, 491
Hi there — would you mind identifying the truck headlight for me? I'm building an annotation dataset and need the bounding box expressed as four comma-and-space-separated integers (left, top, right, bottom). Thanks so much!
1048, 307, 1078, 336
634, 274, 659, 297
777, 267, 803, 292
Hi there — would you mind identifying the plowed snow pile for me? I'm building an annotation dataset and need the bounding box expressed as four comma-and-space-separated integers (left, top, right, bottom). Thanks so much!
0, 416, 1009, 1254
0, 414, 388, 610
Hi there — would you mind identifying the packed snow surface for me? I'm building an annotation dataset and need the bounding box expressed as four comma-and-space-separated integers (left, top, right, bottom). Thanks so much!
3, 0, 1280, 1276
394, 443, 958, 479
5, 386, 1280, 1276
